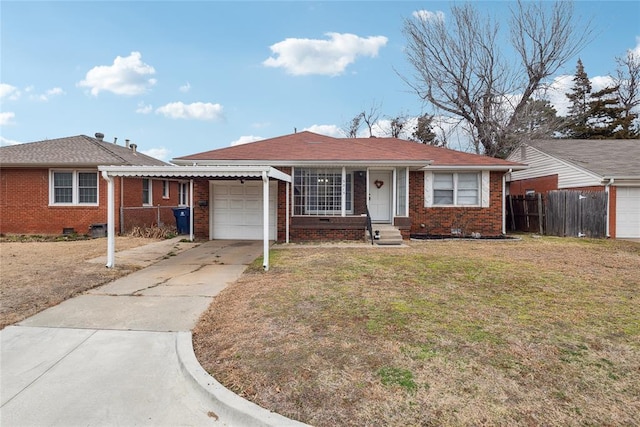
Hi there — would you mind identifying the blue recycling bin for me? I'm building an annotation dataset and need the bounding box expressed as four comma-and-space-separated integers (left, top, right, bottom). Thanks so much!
172, 207, 191, 234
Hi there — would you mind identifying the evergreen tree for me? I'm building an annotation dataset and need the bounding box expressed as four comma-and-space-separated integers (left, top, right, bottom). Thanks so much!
564, 59, 592, 138
411, 114, 438, 145
511, 98, 561, 138
587, 85, 624, 139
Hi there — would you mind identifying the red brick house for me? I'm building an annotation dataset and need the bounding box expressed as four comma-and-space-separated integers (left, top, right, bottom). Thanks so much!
507, 139, 640, 239
168, 131, 526, 242
0, 133, 186, 235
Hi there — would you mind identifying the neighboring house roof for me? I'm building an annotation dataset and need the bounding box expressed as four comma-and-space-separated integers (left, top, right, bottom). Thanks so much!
173, 131, 524, 170
524, 139, 640, 179
0, 135, 169, 167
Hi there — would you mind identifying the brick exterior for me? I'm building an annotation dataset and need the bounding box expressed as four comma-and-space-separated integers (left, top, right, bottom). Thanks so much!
409, 171, 505, 237
509, 175, 559, 196
178, 170, 509, 242
0, 167, 181, 235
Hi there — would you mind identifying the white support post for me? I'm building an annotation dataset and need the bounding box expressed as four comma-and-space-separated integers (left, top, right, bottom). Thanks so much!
285, 181, 290, 243
102, 171, 115, 268
262, 171, 270, 271
392, 168, 397, 219
341, 167, 347, 217
189, 179, 194, 242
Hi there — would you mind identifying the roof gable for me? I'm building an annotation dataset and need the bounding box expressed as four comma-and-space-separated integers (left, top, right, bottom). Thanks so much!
174, 131, 523, 168
0, 135, 169, 167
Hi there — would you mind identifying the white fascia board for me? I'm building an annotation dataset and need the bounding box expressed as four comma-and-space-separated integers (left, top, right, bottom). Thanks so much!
422, 165, 528, 171
172, 159, 432, 169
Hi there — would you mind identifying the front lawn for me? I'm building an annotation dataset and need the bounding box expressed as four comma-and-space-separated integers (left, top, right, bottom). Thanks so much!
193, 237, 640, 426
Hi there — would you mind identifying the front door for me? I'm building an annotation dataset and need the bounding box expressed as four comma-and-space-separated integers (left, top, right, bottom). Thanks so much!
369, 170, 392, 222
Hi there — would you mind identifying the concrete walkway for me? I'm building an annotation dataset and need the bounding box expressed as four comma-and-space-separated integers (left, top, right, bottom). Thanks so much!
1, 239, 308, 426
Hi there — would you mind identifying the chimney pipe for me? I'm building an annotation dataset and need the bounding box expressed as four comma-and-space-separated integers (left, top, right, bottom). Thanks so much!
125, 139, 130, 148
113, 137, 118, 145
95, 132, 104, 141
130, 143, 137, 153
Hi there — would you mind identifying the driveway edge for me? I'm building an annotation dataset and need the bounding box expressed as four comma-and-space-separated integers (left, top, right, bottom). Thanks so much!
176, 332, 310, 427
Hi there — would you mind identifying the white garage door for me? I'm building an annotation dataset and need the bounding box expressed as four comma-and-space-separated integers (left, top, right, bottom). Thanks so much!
210, 181, 277, 240
616, 187, 640, 238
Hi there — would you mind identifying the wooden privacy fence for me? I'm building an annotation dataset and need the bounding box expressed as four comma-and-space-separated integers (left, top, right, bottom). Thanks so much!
507, 194, 544, 234
545, 190, 607, 238
507, 190, 607, 238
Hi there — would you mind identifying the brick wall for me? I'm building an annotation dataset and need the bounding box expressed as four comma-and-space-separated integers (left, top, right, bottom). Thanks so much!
0, 168, 111, 235
409, 171, 505, 236
0, 169, 183, 235
509, 175, 559, 195
192, 179, 210, 239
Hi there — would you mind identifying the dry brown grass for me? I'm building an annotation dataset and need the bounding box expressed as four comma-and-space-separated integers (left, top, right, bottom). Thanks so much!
0, 236, 160, 329
193, 236, 640, 426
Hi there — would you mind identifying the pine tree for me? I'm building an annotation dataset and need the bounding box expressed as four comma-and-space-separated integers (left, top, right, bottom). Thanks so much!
587, 85, 624, 139
564, 59, 592, 138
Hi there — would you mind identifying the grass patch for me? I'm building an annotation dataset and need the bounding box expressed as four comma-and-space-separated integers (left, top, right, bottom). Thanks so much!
193, 237, 640, 426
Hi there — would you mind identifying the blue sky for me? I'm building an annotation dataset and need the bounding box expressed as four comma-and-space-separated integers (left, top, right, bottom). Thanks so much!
1, 1, 639, 160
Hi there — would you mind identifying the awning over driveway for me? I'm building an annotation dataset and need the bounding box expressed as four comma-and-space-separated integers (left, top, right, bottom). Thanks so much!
98, 165, 292, 271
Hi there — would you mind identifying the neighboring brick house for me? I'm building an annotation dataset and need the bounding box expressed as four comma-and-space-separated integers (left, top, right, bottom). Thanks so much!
167, 131, 526, 242
507, 139, 640, 239
0, 133, 187, 235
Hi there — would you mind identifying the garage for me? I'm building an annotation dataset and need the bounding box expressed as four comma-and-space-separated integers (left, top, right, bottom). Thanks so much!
210, 181, 277, 240
616, 187, 640, 238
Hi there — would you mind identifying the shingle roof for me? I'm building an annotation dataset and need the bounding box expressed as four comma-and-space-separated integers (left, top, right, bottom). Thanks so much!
174, 131, 523, 168
0, 135, 169, 167
527, 139, 640, 178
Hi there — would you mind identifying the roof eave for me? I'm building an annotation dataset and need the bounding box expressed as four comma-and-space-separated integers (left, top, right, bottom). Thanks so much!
422, 164, 528, 171
171, 159, 433, 168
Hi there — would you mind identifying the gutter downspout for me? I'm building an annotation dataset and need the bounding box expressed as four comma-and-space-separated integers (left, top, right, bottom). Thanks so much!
101, 171, 115, 268
502, 169, 512, 235
605, 178, 614, 238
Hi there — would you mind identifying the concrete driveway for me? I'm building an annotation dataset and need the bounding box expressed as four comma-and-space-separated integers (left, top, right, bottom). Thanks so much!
1, 240, 307, 426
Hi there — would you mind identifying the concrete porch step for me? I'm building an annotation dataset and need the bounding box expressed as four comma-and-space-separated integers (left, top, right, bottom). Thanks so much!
370, 224, 403, 245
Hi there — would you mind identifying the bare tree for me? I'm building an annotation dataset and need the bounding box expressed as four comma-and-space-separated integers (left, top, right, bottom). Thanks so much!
388, 114, 409, 138
612, 50, 640, 138
342, 113, 363, 138
361, 101, 382, 137
403, 0, 591, 157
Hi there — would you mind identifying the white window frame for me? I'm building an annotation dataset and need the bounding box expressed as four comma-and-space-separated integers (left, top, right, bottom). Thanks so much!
49, 169, 99, 206
293, 168, 353, 216
142, 178, 152, 206
178, 181, 189, 206
424, 170, 490, 208
162, 180, 170, 199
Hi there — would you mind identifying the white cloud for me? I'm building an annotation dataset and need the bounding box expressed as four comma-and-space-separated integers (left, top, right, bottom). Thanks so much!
78, 51, 157, 96
0, 112, 16, 126
303, 124, 344, 137
263, 32, 388, 76
33, 87, 65, 102
155, 101, 224, 121
179, 82, 191, 93
141, 147, 170, 161
544, 74, 615, 117
0, 135, 22, 146
0, 83, 20, 100
136, 102, 153, 114
230, 135, 264, 146
412, 10, 445, 22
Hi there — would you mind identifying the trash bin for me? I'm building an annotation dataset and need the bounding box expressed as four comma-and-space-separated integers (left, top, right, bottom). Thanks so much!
172, 208, 191, 234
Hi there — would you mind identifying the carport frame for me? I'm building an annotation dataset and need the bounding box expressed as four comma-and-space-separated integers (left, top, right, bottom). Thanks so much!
99, 165, 291, 271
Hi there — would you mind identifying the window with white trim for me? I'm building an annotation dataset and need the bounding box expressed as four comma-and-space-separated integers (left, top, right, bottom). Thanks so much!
433, 172, 479, 205
293, 168, 352, 215
162, 180, 169, 199
142, 178, 152, 205
50, 170, 98, 205
178, 182, 189, 206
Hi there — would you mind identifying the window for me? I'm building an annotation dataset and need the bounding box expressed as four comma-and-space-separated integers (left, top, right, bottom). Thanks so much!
293, 168, 352, 215
142, 179, 151, 205
162, 180, 169, 199
433, 172, 480, 206
178, 182, 189, 206
50, 170, 98, 205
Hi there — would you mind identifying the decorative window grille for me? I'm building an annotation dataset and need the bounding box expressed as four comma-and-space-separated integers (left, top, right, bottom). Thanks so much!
293, 168, 352, 215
